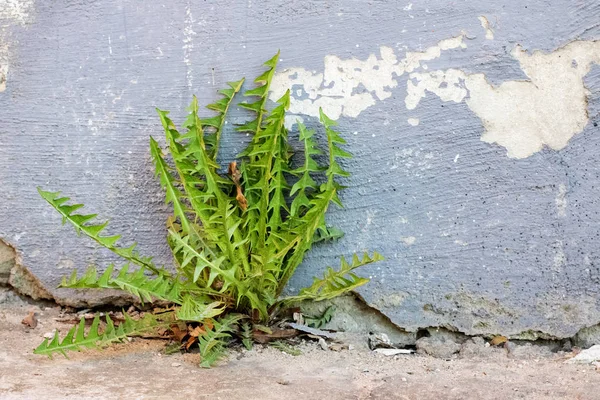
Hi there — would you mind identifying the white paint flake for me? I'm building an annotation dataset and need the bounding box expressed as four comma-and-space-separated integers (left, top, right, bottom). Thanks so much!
0, 0, 35, 92
0, 0, 34, 25
284, 114, 304, 129
556, 183, 567, 217
478, 16, 494, 40
182, 2, 197, 91
401, 236, 416, 245
270, 34, 466, 119
407, 118, 420, 126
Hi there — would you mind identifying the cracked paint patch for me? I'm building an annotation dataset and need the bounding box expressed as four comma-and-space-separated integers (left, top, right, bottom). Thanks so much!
478, 16, 494, 40
0, 0, 34, 92
269, 34, 466, 119
270, 19, 600, 159
406, 41, 600, 158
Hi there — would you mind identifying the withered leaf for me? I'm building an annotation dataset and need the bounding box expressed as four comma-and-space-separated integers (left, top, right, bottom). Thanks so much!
228, 161, 248, 211
189, 326, 205, 338
490, 335, 508, 346
203, 319, 214, 331
228, 161, 241, 184
254, 325, 273, 334
253, 328, 298, 344
185, 336, 198, 351
21, 311, 37, 329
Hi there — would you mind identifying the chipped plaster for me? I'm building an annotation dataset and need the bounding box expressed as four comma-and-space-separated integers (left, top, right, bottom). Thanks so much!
269, 34, 466, 120
0, 0, 34, 92
272, 21, 600, 159
407, 41, 600, 158
478, 16, 494, 40
407, 118, 420, 126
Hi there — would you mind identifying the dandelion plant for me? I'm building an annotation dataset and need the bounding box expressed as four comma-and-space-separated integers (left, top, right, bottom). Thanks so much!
35, 52, 383, 366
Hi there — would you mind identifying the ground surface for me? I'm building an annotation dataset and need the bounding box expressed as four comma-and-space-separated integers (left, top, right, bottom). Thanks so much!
1, 288, 599, 400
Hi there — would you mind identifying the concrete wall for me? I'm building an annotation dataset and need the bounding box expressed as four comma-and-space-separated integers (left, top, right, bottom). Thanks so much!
2, 0, 600, 339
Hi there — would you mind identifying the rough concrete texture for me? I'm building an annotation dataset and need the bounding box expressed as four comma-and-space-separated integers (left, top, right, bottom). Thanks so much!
2, 1, 600, 339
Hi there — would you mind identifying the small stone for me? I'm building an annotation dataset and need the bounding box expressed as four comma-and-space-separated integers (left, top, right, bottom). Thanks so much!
368, 332, 392, 350
43, 329, 57, 340
318, 338, 328, 351
171, 362, 181, 367
401, 377, 407, 382
416, 336, 461, 359
21, 311, 37, 329
459, 337, 491, 358
329, 343, 349, 352
566, 345, 600, 364
504, 341, 517, 354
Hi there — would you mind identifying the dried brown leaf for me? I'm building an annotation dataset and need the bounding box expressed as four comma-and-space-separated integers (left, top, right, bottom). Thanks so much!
253, 328, 298, 344
189, 326, 205, 338
490, 335, 508, 346
203, 319, 214, 331
229, 161, 248, 211
21, 311, 37, 329
170, 324, 188, 342
185, 336, 198, 351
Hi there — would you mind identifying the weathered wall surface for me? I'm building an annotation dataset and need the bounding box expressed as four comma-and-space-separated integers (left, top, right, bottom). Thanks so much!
2, 0, 600, 339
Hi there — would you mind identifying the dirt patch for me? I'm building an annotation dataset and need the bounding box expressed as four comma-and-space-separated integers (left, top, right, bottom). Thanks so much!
0, 287, 599, 399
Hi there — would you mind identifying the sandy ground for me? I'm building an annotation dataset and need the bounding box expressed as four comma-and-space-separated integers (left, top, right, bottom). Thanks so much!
1, 288, 600, 400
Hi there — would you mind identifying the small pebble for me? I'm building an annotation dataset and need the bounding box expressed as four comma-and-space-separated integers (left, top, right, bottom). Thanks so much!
401, 377, 407, 382
43, 330, 57, 340
171, 362, 181, 367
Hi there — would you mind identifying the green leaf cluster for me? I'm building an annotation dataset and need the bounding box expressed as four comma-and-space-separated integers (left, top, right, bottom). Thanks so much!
36, 52, 383, 365
34, 312, 173, 358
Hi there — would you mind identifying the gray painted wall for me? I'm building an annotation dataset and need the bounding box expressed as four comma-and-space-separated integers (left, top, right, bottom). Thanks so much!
2, 0, 600, 339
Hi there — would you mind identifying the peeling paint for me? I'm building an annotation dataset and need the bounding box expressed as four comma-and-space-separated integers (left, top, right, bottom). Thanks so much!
406, 41, 600, 158
284, 114, 304, 129
0, 0, 34, 92
271, 20, 599, 159
478, 16, 494, 40
556, 184, 567, 217
400, 236, 416, 246
182, 1, 196, 91
407, 117, 420, 126
269, 34, 466, 119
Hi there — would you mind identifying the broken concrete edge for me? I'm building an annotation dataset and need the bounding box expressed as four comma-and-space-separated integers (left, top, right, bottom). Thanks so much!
1, 237, 53, 300
296, 292, 599, 350
2, 237, 600, 349
0, 237, 142, 307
